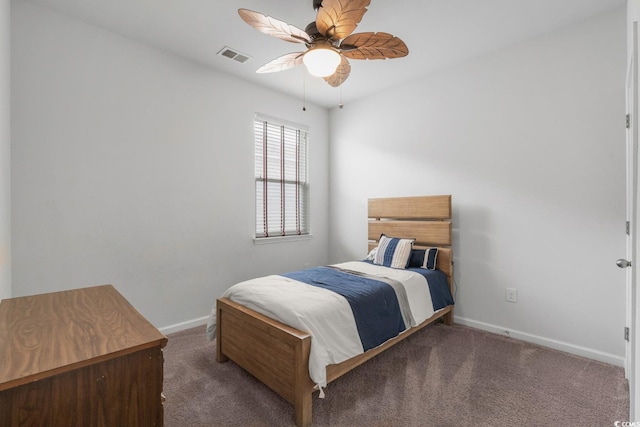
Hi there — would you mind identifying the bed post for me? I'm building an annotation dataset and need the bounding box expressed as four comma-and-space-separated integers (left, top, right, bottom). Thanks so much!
216, 301, 228, 363
443, 258, 454, 326
294, 335, 313, 427
443, 306, 454, 326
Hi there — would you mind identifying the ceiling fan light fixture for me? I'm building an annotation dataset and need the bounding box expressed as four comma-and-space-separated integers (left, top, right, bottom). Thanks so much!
238, 2, 409, 87
303, 47, 341, 77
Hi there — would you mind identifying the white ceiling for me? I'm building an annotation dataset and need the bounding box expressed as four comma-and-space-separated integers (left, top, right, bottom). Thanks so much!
22, 0, 626, 109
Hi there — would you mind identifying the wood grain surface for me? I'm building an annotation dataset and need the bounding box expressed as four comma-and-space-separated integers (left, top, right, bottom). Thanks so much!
0, 285, 167, 426
0, 284, 167, 390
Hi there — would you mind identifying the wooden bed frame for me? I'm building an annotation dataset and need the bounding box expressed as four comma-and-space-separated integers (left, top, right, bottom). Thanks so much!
216, 195, 453, 427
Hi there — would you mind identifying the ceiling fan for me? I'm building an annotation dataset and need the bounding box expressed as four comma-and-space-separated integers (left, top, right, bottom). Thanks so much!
238, 0, 409, 87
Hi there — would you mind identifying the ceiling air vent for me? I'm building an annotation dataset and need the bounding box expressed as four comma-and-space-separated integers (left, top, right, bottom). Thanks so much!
217, 46, 251, 64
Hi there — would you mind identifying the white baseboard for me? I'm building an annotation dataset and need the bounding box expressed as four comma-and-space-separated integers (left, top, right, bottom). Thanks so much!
159, 315, 209, 335
454, 316, 625, 368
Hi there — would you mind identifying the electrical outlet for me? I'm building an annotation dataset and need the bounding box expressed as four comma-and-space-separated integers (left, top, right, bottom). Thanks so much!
506, 288, 517, 303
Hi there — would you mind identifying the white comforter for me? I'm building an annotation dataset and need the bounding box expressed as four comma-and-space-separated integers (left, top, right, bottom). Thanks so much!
206, 261, 436, 389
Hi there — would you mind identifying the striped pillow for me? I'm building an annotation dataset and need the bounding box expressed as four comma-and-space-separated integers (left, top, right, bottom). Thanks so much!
422, 247, 439, 270
374, 234, 414, 269
408, 248, 439, 270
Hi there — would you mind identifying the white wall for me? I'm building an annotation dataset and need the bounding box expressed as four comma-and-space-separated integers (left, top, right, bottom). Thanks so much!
10, 1, 330, 329
0, 0, 9, 301
329, 8, 627, 364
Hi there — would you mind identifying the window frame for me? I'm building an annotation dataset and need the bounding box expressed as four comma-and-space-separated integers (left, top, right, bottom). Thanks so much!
253, 113, 311, 243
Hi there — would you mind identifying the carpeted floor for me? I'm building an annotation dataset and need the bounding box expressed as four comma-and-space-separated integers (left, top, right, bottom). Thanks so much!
163, 323, 629, 427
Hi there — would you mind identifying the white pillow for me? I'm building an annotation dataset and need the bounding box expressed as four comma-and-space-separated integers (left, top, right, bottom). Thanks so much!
373, 234, 414, 269
365, 247, 378, 261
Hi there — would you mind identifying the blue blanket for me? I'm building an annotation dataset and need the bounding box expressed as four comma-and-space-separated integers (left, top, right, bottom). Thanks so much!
405, 267, 455, 310
361, 260, 454, 310
282, 267, 406, 351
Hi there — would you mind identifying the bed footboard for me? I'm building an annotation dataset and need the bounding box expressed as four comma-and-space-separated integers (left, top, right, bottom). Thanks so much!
216, 297, 315, 427
217, 297, 453, 427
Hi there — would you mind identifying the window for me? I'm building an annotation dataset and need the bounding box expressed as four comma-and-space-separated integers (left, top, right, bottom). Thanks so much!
254, 114, 309, 239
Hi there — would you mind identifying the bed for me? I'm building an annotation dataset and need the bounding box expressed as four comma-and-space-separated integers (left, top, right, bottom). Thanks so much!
208, 195, 454, 427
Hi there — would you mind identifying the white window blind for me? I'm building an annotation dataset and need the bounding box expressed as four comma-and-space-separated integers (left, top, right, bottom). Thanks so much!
254, 114, 309, 238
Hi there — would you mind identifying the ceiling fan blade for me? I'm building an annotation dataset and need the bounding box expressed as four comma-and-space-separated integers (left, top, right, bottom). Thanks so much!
238, 9, 310, 44
316, 0, 371, 40
340, 32, 409, 60
324, 55, 351, 87
256, 52, 305, 73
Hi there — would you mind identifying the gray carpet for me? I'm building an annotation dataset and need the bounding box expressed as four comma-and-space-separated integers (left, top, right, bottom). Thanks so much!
163, 323, 629, 426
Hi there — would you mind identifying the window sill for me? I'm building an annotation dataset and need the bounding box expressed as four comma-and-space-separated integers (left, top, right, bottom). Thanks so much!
253, 234, 314, 245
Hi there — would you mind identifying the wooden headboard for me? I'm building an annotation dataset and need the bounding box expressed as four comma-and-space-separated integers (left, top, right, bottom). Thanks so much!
368, 195, 453, 286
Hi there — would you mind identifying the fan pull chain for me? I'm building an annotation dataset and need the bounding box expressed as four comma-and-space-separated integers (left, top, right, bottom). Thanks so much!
338, 86, 344, 109
302, 70, 307, 112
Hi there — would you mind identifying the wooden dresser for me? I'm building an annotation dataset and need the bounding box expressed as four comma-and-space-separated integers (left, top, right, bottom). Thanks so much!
0, 285, 168, 427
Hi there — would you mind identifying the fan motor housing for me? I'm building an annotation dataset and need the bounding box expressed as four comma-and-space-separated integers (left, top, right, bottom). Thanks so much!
305, 22, 322, 39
